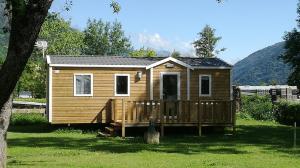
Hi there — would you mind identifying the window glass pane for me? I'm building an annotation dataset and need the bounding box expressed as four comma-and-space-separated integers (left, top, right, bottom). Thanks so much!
117, 76, 128, 94
76, 75, 91, 95
201, 76, 210, 95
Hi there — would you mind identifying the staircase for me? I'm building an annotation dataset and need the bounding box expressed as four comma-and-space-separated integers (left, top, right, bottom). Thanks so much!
98, 122, 121, 137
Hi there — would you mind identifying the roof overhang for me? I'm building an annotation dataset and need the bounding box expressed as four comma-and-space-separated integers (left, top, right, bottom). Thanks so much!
146, 57, 194, 70
193, 66, 232, 70
48, 64, 147, 68
46, 55, 231, 70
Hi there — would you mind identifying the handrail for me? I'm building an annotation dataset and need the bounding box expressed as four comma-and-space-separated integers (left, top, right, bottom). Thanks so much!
115, 99, 234, 126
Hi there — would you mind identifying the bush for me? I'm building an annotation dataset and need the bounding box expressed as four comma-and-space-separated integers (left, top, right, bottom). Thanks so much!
10, 113, 48, 125
239, 95, 274, 121
275, 100, 300, 125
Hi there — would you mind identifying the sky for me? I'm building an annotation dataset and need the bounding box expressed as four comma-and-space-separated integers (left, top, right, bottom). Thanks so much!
50, 0, 298, 64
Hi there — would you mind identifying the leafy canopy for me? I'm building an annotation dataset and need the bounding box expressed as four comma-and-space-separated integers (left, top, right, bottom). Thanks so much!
83, 19, 132, 56
281, 0, 300, 88
193, 25, 225, 58
18, 13, 85, 98
129, 47, 156, 57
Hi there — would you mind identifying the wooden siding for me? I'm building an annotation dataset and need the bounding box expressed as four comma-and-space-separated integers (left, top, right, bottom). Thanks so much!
190, 69, 230, 100
51, 67, 147, 124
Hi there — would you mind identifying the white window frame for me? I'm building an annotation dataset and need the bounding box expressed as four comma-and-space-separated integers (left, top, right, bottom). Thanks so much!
160, 72, 181, 100
199, 74, 212, 97
73, 73, 93, 97
114, 74, 130, 96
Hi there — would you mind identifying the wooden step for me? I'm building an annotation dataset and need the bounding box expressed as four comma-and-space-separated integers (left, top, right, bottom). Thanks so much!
97, 131, 111, 137
105, 126, 114, 133
110, 122, 121, 127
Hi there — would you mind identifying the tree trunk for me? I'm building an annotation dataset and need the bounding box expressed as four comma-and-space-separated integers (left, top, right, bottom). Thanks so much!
0, 95, 12, 168
0, 0, 53, 112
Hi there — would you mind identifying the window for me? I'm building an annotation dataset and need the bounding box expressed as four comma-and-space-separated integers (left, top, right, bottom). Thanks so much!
199, 75, 211, 96
74, 74, 93, 96
115, 74, 130, 96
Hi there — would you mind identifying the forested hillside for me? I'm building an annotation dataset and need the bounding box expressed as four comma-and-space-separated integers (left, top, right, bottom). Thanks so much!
233, 42, 291, 85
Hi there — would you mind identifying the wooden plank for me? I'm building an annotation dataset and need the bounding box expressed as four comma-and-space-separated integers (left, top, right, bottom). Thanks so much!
122, 99, 125, 138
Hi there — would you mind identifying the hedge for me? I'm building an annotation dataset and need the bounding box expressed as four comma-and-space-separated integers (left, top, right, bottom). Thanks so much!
275, 100, 300, 125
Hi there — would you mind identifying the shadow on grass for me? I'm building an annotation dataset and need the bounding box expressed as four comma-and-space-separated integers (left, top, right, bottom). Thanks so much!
8, 122, 300, 156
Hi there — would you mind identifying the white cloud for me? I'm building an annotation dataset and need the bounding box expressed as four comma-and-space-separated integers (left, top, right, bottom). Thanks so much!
138, 33, 170, 50
135, 32, 196, 57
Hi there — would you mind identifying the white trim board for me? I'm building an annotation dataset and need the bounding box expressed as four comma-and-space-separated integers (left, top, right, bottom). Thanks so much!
160, 72, 181, 100
187, 68, 190, 100
199, 74, 212, 97
114, 74, 131, 97
73, 73, 94, 97
146, 57, 194, 70
48, 66, 53, 123
150, 68, 153, 100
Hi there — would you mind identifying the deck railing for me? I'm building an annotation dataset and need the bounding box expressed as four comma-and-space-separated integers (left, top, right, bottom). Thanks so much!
111, 99, 235, 124
110, 99, 236, 137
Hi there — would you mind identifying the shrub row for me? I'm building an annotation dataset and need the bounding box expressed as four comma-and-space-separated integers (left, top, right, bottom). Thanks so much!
275, 100, 300, 125
239, 95, 274, 121
10, 113, 48, 125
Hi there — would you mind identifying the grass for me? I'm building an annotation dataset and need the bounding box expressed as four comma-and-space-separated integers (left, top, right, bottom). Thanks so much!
13, 98, 46, 103
7, 119, 300, 168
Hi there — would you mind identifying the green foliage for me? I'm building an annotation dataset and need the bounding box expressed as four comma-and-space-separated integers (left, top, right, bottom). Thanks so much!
171, 50, 181, 58
239, 95, 274, 121
275, 100, 300, 125
83, 19, 131, 55
233, 42, 291, 85
193, 25, 224, 58
129, 47, 156, 57
10, 113, 47, 126
39, 13, 84, 55
281, 1, 300, 88
18, 13, 85, 98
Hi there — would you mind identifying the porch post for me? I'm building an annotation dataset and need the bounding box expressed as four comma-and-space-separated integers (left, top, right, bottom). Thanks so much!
122, 99, 126, 138
187, 68, 190, 100
150, 68, 153, 100
160, 100, 164, 137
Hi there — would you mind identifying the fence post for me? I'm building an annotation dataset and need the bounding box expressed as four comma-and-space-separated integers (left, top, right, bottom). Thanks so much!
294, 122, 297, 149
122, 99, 126, 138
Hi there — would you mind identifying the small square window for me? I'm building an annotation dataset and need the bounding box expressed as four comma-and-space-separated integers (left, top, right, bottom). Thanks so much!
199, 75, 211, 96
74, 74, 93, 96
115, 74, 130, 96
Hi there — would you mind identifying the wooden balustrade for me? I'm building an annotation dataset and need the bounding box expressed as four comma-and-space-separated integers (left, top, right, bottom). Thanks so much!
111, 99, 235, 125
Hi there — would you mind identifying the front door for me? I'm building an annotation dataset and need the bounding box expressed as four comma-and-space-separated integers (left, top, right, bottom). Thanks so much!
162, 74, 179, 100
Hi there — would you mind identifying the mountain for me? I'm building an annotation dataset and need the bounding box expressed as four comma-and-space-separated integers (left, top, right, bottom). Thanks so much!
0, 31, 8, 60
233, 42, 291, 85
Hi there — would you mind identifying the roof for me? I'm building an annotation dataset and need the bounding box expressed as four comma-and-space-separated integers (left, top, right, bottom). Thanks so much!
47, 55, 232, 69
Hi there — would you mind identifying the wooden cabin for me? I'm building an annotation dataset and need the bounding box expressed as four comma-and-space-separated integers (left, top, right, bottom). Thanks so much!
46, 55, 235, 137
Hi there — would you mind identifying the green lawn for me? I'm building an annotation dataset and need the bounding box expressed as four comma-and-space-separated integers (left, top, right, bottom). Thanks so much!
13, 98, 46, 103
7, 119, 300, 168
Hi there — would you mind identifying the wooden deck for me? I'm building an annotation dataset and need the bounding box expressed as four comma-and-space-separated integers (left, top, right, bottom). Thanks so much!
109, 99, 236, 137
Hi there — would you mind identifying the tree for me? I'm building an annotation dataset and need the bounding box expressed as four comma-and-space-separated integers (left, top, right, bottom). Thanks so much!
193, 25, 225, 58
171, 50, 181, 58
129, 47, 156, 57
83, 19, 131, 55
0, 1, 223, 166
281, 1, 300, 88
18, 13, 84, 98
0, 1, 53, 166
